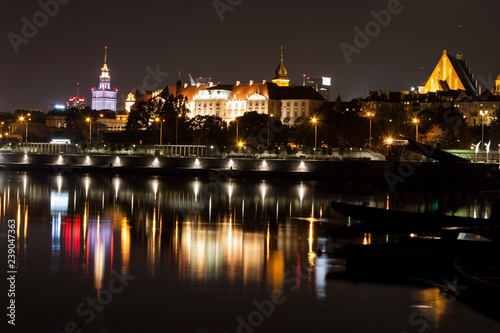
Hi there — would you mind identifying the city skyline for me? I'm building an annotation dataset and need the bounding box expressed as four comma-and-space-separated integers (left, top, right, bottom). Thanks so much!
3, 0, 500, 112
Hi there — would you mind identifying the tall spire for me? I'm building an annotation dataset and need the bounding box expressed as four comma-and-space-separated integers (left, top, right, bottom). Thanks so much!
176, 70, 183, 87
272, 45, 290, 87
101, 46, 109, 72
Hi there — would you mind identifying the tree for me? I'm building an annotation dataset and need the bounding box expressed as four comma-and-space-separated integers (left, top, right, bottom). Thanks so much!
228, 111, 269, 147
188, 115, 228, 146
64, 107, 92, 143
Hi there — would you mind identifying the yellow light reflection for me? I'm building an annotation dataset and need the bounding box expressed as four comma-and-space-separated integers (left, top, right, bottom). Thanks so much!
363, 233, 372, 245
266, 251, 284, 291
121, 218, 130, 276
308, 220, 314, 253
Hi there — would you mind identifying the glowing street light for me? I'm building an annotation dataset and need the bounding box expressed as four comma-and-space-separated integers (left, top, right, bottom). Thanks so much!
311, 117, 318, 149
19, 116, 24, 142
480, 110, 488, 150
267, 113, 274, 147
97, 113, 104, 143
367, 112, 374, 148
175, 113, 182, 149
155, 117, 164, 145
86, 117, 91, 144
413, 118, 419, 142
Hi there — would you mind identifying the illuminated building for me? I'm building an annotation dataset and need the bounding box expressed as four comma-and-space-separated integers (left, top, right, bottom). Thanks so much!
128, 46, 325, 125
91, 47, 118, 111
66, 83, 86, 110
161, 81, 325, 126
124, 93, 135, 112
419, 50, 478, 95
66, 96, 86, 110
458, 91, 500, 126
306, 76, 331, 101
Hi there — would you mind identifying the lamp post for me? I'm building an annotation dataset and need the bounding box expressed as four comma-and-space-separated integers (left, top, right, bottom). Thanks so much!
26, 114, 31, 143
312, 117, 318, 149
97, 113, 103, 143
0, 122, 3, 141
19, 116, 24, 142
480, 110, 488, 150
86, 117, 91, 144
413, 118, 419, 142
367, 112, 373, 148
267, 114, 274, 147
175, 113, 181, 146
155, 117, 163, 145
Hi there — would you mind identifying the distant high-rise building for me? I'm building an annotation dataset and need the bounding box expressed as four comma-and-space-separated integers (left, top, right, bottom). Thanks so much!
306, 76, 331, 101
67, 82, 86, 109
91, 47, 118, 111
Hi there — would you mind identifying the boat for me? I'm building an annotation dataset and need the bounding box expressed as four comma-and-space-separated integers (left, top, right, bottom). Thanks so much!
330, 200, 500, 240
329, 199, 500, 321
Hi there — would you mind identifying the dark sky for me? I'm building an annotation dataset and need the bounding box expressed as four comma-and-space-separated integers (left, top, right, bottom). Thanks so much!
2, 0, 500, 112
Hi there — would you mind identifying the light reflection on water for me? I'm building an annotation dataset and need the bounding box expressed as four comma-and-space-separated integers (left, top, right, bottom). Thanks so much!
1, 172, 500, 332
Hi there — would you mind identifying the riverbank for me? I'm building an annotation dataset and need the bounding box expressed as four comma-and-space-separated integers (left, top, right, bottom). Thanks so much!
1, 153, 499, 191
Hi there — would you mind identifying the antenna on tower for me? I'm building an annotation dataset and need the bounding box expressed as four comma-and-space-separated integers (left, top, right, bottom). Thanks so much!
76, 82, 80, 98
104, 46, 108, 64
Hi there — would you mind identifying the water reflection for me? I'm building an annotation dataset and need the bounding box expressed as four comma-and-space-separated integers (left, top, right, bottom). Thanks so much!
0, 171, 499, 297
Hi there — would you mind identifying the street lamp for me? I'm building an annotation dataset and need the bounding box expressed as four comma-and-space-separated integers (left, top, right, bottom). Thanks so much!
97, 113, 103, 143
413, 118, 419, 142
19, 116, 24, 142
0, 122, 3, 140
175, 113, 181, 147
155, 117, 164, 145
311, 117, 318, 149
267, 114, 274, 147
86, 117, 91, 144
367, 112, 374, 148
480, 110, 488, 150
25, 113, 31, 143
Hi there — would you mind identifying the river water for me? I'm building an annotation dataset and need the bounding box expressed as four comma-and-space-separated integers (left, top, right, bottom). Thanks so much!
1, 170, 499, 333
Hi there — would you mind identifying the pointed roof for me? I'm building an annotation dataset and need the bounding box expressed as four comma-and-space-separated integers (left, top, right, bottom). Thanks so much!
176, 70, 182, 87
421, 50, 477, 95
274, 45, 289, 80
101, 46, 109, 72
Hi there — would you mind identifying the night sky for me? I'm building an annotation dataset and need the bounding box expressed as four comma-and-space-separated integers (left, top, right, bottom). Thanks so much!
2, 0, 500, 112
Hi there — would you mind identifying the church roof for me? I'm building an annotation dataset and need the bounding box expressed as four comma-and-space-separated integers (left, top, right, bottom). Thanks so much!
273, 46, 289, 80
447, 53, 477, 95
